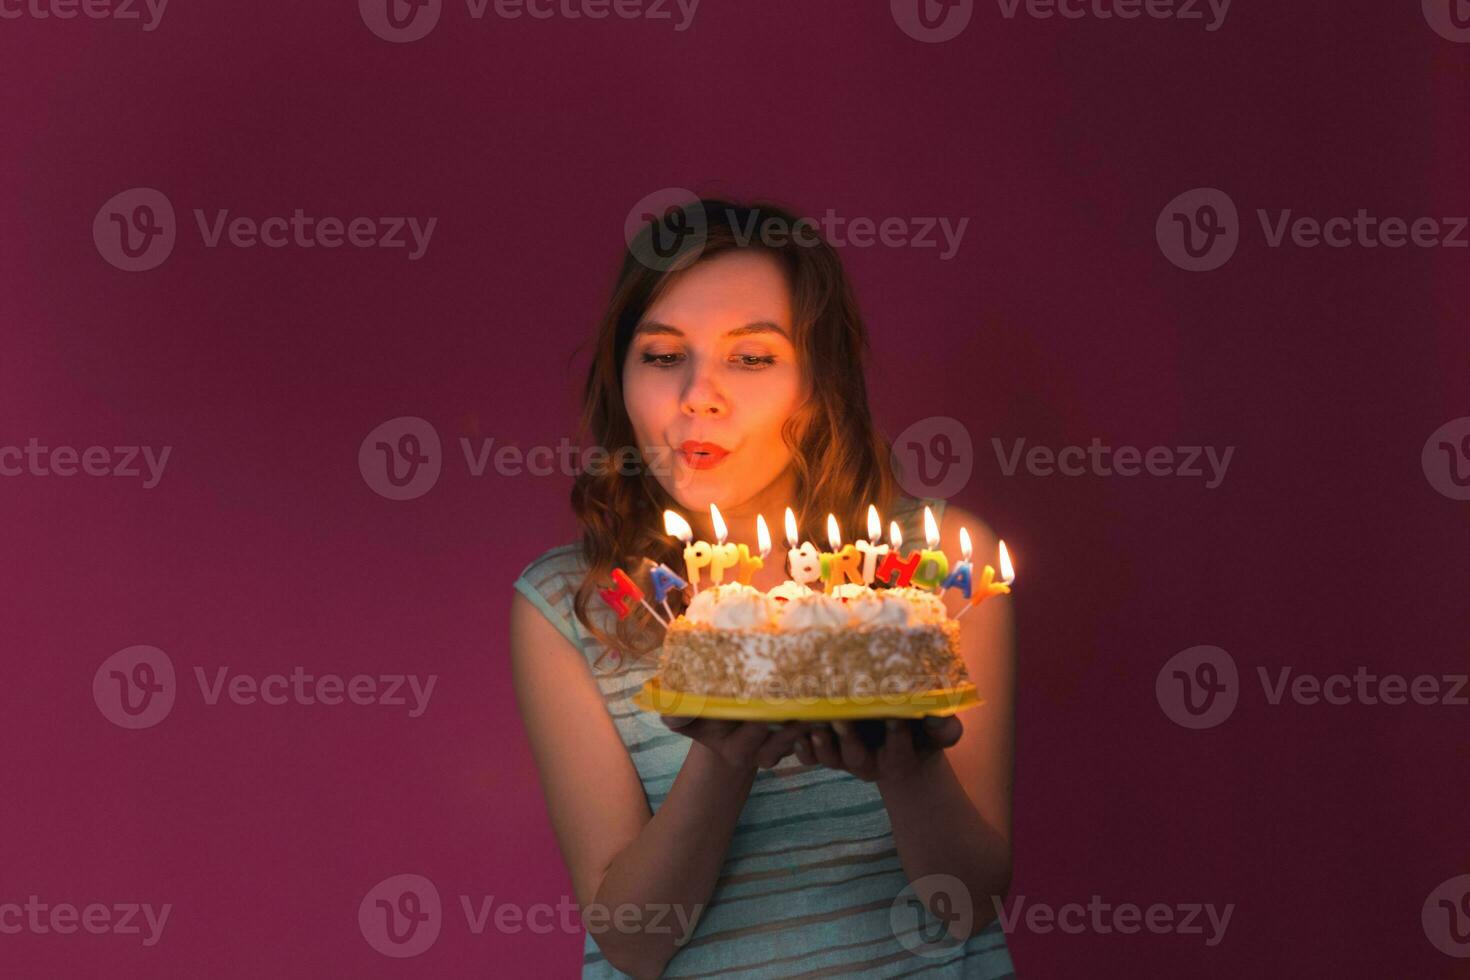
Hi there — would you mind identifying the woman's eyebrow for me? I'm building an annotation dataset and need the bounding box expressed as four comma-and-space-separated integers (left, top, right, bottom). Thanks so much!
633, 320, 789, 339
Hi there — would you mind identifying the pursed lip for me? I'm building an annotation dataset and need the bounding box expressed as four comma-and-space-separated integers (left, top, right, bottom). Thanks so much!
678, 440, 731, 470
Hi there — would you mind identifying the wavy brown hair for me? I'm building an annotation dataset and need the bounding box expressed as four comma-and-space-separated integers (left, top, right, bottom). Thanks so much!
571, 198, 898, 669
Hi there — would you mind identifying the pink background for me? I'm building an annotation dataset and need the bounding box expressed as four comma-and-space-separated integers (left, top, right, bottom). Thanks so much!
3, 1, 1468, 976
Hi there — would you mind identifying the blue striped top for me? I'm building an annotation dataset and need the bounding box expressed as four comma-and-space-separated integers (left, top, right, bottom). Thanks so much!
513, 496, 1015, 979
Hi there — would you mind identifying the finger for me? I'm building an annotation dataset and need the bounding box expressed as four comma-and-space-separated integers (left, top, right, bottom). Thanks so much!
831, 721, 875, 778
793, 735, 814, 765
921, 715, 964, 749
753, 725, 805, 768
880, 719, 917, 772
809, 725, 843, 769
661, 714, 697, 730
727, 721, 772, 761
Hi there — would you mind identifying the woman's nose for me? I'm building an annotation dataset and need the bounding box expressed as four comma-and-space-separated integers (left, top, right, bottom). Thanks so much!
680, 369, 728, 417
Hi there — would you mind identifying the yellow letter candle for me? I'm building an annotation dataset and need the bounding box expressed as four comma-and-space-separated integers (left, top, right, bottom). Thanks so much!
735, 514, 770, 585
664, 509, 706, 594
821, 514, 865, 594
707, 504, 741, 583
956, 541, 1016, 619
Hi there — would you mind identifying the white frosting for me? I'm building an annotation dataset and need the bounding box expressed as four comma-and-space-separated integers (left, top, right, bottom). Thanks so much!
685, 583, 776, 629
767, 580, 816, 603
831, 583, 870, 600
886, 586, 950, 625
777, 593, 851, 629
847, 591, 911, 626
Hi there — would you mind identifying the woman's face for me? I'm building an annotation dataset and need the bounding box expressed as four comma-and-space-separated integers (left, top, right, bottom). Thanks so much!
624, 249, 806, 519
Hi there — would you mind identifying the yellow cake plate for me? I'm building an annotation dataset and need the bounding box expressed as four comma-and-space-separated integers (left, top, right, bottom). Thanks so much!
632, 676, 981, 721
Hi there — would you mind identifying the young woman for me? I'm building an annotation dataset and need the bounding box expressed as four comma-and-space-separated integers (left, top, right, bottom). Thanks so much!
510, 199, 1016, 978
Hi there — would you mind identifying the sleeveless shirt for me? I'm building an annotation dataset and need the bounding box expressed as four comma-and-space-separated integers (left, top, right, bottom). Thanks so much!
513, 496, 1017, 979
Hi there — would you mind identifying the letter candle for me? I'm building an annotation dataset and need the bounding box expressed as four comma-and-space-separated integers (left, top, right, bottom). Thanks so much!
822, 514, 864, 594
663, 509, 706, 593
875, 519, 922, 587
649, 564, 687, 622
707, 504, 741, 583
910, 506, 950, 591
785, 507, 822, 586
854, 504, 888, 585
941, 527, 975, 598
955, 540, 1015, 619
596, 568, 670, 627
736, 514, 771, 585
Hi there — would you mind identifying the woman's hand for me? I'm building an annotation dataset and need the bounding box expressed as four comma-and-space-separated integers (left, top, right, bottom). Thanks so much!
794, 716, 964, 785
661, 716, 814, 773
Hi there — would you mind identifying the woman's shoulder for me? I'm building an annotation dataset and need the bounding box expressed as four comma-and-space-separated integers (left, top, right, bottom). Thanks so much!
512, 542, 592, 651
515, 541, 589, 591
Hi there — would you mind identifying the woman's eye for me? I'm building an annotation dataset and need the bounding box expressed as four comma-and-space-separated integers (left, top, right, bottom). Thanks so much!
640, 351, 684, 367
731, 354, 777, 369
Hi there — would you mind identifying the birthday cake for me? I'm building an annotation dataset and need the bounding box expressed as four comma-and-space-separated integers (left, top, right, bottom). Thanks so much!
657, 582, 969, 700
597, 504, 1013, 705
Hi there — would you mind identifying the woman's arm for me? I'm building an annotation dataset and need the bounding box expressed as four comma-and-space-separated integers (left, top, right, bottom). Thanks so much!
509, 591, 800, 978
798, 505, 1015, 940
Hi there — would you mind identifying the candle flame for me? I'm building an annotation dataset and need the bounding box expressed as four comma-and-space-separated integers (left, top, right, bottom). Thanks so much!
889, 520, 902, 552
826, 513, 841, 551
710, 503, 728, 545
756, 514, 771, 558
998, 540, 1015, 584
784, 507, 798, 549
923, 506, 939, 550
959, 527, 972, 562
663, 509, 692, 543
866, 504, 881, 542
